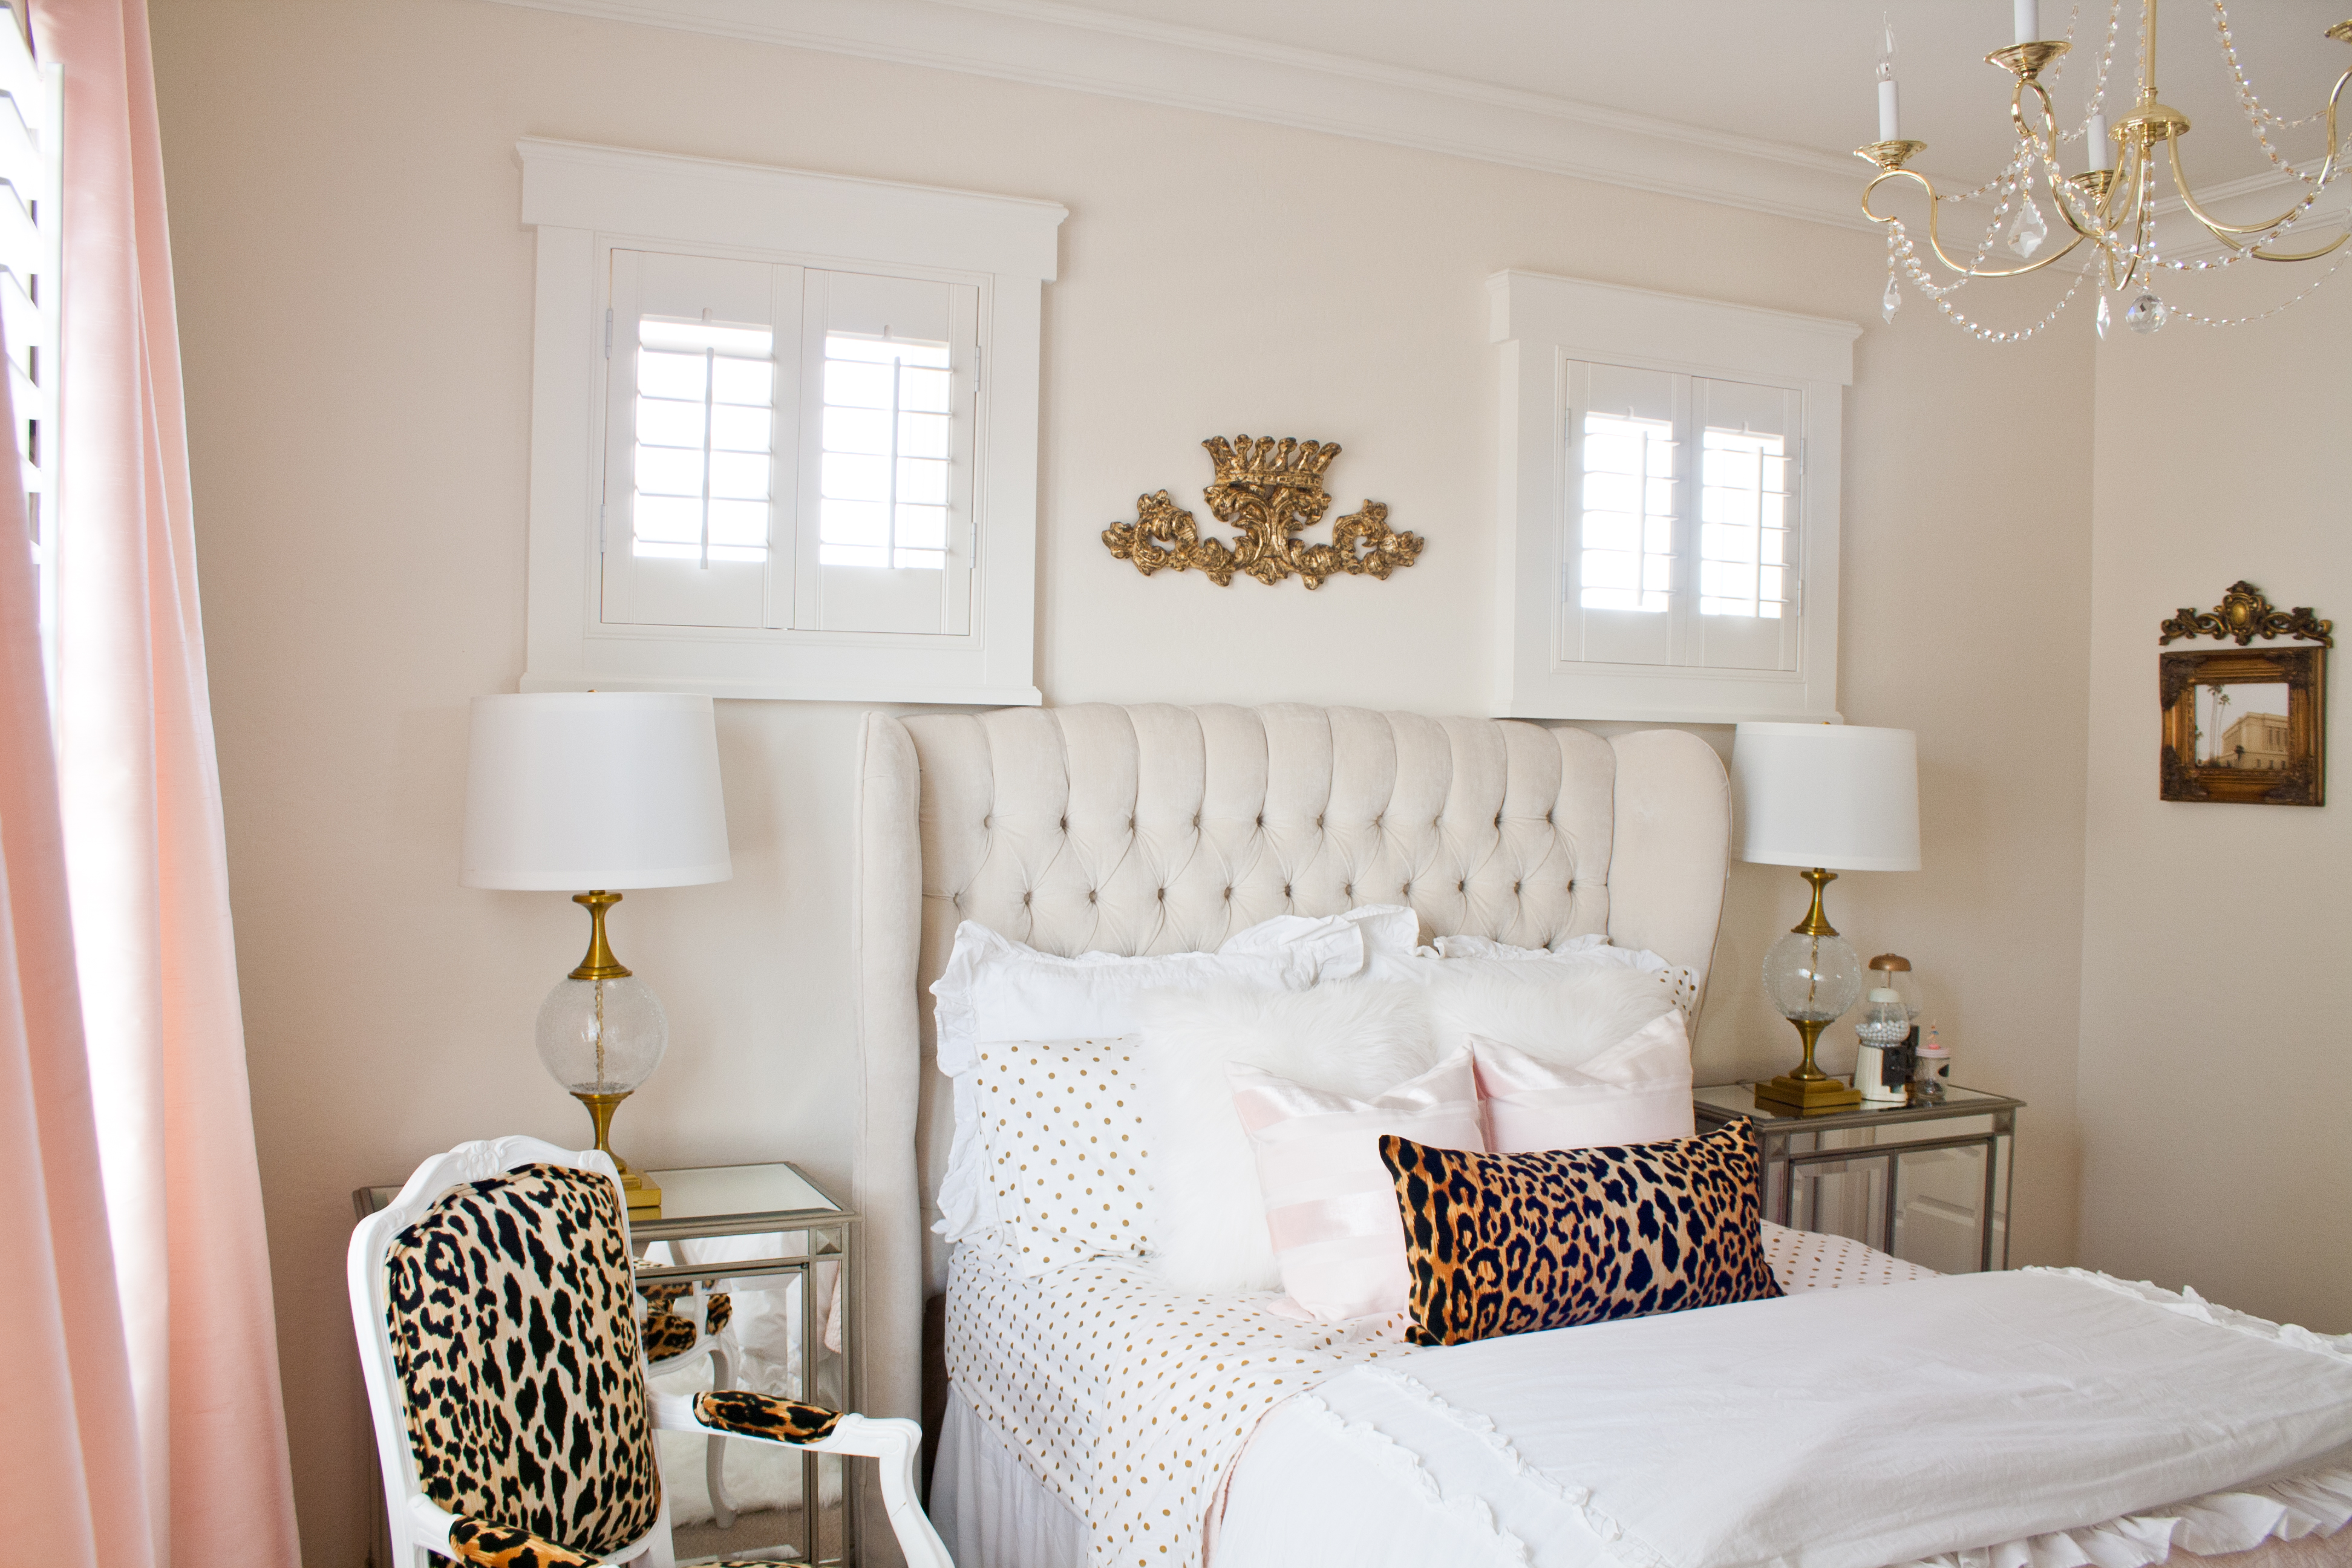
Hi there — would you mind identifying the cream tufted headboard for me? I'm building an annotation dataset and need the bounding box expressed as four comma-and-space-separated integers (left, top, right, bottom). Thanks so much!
848, 702, 1729, 1432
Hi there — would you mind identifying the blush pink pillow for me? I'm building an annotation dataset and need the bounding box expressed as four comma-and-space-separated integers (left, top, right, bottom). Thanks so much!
1226, 1050, 1485, 1322
1471, 1011, 1694, 1152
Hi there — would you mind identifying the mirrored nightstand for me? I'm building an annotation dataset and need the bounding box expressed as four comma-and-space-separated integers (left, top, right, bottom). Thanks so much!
1694, 1082, 2022, 1274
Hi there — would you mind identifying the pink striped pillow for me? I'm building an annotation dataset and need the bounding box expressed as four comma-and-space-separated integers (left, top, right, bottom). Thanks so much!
1226, 1050, 1485, 1322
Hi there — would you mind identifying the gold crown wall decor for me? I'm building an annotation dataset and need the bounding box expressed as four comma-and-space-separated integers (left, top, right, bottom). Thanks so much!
1102, 436, 1423, 589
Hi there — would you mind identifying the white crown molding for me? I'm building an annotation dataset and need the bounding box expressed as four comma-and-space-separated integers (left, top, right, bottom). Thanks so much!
482, 0, 1883, 232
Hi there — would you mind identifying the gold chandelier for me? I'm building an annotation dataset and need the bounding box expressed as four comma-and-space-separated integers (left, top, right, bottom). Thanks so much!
1858, 1, 2352, 341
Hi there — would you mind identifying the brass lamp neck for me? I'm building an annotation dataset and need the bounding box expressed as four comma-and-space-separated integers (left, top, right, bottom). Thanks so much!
1791, 867, 1840, 938
570, 890, 632, 979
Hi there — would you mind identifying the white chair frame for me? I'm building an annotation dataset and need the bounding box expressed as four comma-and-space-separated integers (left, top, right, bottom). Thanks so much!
638, 1272, 740, 1529
347, 1136, 947, 1568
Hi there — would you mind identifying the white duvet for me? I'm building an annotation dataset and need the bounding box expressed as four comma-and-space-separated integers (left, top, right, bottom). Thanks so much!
1214, 1269, 2352, 1568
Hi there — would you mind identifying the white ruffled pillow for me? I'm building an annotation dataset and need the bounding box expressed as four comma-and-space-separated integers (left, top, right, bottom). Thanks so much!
1228, 1049, 1484, 1321
929, 913, 1385, 1243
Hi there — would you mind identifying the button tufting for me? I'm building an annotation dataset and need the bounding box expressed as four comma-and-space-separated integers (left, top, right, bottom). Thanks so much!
1192, 814, 1201, 828
1059, 817, 1068, 831
1022, 891, 1032, 906
1401, 883, 1411, 895
1255, 814, 1264, 828
1156, 887, 1165, 901
1087, 889, 1097, 903
1457, 881, 1466, 892
1283, 884, 1292, 897
1223, 887, 1232, 900
1344, 883, 1353, 897
1514, 881, 1522, 893
1315, 814, 1324, 828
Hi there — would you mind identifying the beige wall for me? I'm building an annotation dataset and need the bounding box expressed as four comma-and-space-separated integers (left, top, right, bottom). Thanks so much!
2077, 281, 2352, 1334
147, 2, 2093, 1561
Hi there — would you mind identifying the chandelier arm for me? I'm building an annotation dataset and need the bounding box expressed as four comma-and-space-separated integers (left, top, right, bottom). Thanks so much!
2249, 229, 2350, 263
1866, 170, 2088, 277
2166, 130, 2336, 238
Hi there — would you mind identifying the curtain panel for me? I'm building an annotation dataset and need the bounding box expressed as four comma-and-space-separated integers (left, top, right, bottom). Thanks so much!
22, 1, 302, 1562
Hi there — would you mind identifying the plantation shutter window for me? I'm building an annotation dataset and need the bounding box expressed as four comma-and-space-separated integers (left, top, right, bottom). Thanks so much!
1492, 270, 1854, 723
520, 140, 1060, 704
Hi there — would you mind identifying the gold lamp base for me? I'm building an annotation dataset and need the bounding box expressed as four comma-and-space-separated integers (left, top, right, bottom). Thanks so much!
575, 1089, 663, 1215
1752, 1017, 1863, 1112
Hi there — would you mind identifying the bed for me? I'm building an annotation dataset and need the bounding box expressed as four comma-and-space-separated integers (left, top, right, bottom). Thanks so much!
849, 704, 2352, 1568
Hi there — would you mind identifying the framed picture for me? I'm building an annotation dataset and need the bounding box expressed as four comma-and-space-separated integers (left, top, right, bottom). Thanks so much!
2160, 644, 2325, 805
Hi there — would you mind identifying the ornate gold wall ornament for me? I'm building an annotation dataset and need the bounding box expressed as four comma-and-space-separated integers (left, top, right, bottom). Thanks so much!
1102, 436, 1423, 589
2158, 580, 2334, 647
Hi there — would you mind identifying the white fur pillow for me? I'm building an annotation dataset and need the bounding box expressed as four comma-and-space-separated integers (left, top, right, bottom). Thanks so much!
1141, 981, 1439, 1293
1140, 958, 1685, 1294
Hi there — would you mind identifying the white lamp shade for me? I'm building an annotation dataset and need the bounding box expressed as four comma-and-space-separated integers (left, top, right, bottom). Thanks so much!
1731, 722, 1921, 873
462, 692, 733, 890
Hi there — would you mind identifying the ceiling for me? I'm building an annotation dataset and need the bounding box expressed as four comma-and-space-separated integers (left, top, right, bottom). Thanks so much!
1021, 0, 2352, 189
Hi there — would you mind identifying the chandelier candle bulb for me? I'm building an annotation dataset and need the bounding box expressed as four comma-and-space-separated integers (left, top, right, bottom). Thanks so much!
1878, 20, 1901, 141
2086, 111, 2112, 172
2014, 0, 2040, 46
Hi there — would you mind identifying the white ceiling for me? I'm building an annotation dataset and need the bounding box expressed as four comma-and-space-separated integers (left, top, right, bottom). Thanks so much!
1019, 0, 2352, 188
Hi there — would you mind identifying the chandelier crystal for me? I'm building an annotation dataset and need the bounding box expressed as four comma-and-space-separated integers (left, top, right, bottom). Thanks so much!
1856, 1, 2352, 342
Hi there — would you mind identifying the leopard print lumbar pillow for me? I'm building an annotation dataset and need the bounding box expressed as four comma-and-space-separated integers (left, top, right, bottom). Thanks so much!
1380, 1119, 1783, 1347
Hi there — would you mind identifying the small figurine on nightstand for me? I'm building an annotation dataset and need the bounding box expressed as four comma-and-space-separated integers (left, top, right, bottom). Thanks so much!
1913, 1022, 1951, 1102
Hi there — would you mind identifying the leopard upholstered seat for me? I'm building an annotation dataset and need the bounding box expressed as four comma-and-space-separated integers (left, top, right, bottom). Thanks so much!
387, 1165, 837, 1566
359, 1141, 948, 1568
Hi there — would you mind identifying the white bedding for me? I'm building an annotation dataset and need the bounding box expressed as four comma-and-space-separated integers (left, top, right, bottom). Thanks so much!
1215, 1269, 2352, 1568
940, 1223, 1934, 1567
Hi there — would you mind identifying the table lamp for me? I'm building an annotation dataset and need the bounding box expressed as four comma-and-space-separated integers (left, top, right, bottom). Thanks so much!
461, 692, 732, 1210
1730, 722, 1919, 1112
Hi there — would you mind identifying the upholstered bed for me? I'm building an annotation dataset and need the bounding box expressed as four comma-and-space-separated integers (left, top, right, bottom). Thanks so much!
849, 704, 2352, 1568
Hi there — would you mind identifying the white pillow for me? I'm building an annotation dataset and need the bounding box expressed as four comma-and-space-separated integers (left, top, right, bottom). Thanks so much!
1228, 1049, 1483, 1322
1417, 957, 1678, 1067
1140, 980, 1440, 1293
1471, 1014, 1694, 1152
968, 1037, 1150, 1275
930, 918, 1368, 1243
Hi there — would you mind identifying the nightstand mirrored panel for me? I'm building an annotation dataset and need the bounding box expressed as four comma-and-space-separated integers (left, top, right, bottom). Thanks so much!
1695, 1082, 2022, 1274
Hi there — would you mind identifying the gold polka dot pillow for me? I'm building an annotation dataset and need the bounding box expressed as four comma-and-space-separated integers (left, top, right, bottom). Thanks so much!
1379, 1119, 1782, 1347
970, 1038, 1151, 1276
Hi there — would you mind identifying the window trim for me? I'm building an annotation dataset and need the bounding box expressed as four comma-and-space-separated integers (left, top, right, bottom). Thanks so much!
1488, 269, 1858, 724
518, 139, 1065, 704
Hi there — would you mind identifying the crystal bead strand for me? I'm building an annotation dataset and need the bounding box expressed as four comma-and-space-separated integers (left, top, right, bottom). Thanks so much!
2212, 0, 2334, 182
2173, 252, 2350, 326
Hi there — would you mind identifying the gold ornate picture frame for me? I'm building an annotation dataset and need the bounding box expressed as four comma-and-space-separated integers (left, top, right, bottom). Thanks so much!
2157, 581, 2330, 807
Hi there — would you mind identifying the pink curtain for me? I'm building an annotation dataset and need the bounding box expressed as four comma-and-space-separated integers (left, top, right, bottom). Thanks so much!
0, 314, 155, 1567
25, 1, 302, 1563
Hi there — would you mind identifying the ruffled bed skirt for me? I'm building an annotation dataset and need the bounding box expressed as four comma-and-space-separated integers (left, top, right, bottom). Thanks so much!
930, 1385, 1087, 1568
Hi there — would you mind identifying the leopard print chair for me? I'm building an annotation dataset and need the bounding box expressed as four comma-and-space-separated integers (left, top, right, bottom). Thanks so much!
349, 1137, 948, 1568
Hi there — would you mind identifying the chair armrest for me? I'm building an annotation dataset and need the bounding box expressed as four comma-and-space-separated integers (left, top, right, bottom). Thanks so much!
442, 1512, 602, 1567
646, 1394, 947, 1568
402, 1495, 459, 1557
652, 1388, 843, 1445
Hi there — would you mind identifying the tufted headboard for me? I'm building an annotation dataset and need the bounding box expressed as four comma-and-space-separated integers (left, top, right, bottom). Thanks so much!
848, 702, 1729, 1431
